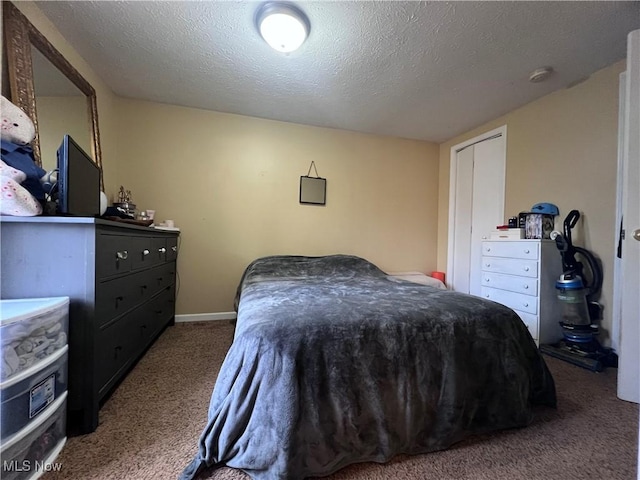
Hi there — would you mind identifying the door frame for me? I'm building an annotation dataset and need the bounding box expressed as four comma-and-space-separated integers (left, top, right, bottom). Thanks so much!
447, 125, 507, 290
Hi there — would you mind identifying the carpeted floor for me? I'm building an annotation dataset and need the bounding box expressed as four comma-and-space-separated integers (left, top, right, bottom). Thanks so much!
43, 322, 638, 480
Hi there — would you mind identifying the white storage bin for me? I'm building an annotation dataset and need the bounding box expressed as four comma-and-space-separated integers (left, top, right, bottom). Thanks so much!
1, 297, 69, 382
1, 346, 68, 439
0, 391, 67, 480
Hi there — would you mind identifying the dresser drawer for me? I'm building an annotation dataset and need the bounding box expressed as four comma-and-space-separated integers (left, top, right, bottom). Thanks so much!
96, 315, 136, 395
481, 256, 538, 278
165, 237, 179, 262
97, 234, 134, 278
515, 311, 539, 342
96, 262, 176, 326
481, 272, 538, 296
130, 236, 162, 270
96, 272, 144, 326
482, 241, 540, 260
481, 286, 538, 315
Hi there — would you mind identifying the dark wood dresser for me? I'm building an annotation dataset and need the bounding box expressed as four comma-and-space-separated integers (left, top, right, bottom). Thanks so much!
0, 217, 179, 434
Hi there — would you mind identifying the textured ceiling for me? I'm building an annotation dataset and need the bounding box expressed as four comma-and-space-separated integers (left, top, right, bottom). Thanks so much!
35, 1, 640, 143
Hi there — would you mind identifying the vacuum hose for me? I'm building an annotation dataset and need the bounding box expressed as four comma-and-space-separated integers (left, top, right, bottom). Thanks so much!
553, 210, 603, 301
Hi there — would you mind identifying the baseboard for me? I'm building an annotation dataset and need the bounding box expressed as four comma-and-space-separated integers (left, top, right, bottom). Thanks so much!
174, 312, 237, 323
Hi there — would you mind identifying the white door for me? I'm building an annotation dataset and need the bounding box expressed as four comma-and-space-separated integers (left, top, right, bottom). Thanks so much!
617, 29, 640, 405
448, 127, 506, 295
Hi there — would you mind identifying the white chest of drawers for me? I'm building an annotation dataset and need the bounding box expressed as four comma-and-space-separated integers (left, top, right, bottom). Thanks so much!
480, 240, 563, 345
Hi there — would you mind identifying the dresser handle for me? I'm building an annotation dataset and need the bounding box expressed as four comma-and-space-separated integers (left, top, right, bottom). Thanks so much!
159, 247, 167, 254
523, 266, 530, 272
524, 249, 530, 254
523, 285, 529, 289
523, 302, 529, 307
115, 296, 124, 307
116, 250, 128, 260
155, 309, 163, 315
141, 285, 148, 293
485, 263, 491, 268
486, 247, 491, 252
143, 249, 150, 256
172, 246, 177, 252
485, 294, 490, 298
484, 278, 490, 282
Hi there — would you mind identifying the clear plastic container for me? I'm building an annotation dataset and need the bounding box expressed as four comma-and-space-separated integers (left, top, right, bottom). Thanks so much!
556, 275, 590, 326
0, 391, 67, 480
1, 346, 68, 439
1, 297, 69, 382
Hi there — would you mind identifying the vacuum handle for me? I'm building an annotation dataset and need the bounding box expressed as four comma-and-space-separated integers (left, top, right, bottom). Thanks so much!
564, 210, 580, 245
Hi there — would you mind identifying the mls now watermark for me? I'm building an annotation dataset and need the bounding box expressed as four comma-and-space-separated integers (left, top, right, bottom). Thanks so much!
3, 460, 63, 473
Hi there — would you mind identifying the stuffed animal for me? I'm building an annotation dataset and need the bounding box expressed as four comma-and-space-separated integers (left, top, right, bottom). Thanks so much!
0, 159, 43, 215
1, 95, 36, 146
1, 95, 46, 215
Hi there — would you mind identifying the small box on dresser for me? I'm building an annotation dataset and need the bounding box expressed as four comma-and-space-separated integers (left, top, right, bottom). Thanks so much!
479, 239, 564, 345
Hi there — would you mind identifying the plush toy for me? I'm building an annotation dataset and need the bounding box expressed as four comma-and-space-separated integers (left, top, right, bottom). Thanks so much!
1, 95, 35, 145
0, 159, 43, 215
1, 95, 46, 215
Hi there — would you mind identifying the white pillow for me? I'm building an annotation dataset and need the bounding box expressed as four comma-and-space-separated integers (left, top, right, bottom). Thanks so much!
387, 271, 447, 290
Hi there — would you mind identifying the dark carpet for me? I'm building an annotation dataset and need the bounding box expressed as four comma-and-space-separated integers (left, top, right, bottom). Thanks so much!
43, 322, 638, 480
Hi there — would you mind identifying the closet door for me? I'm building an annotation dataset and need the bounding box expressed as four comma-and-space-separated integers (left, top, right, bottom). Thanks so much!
617, 30, 640, 404
448, 129, 506, 295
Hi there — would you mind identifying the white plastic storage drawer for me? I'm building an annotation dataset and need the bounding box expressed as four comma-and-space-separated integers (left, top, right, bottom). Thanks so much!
0, 392, 67, 480
0, 297, 69, 382
1, 346, 68, 439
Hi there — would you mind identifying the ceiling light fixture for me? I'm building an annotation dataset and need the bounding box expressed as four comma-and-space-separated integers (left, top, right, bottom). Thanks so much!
529, 66, 554, 83
256, 2, 310, 53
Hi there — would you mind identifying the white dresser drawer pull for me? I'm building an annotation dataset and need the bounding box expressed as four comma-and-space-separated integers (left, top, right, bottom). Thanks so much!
158, 247, 167, 254
524, 249, 530, 254
485, 263, 491, 268
143, 249, 150, 256
523, 302, 529, 307
523, 284, 529, 289
116, 250, 128, 260
523, 266, 530, 272
172, 246, 178, 252
486, 247, 491, 252
484, 278, 490, 282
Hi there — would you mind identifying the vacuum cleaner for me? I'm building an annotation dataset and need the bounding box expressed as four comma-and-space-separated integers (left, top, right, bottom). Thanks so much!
539, 210, 618, 372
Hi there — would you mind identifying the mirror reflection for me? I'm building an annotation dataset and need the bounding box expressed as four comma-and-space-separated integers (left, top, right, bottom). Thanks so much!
31, 45, 92, 174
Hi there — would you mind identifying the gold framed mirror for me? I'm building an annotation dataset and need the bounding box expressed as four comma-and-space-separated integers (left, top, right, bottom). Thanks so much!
2, 1, 103, 187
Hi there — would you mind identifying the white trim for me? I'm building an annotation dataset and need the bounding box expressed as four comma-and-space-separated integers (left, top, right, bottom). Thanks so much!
447, 125, 507, 290
174, 312, 237, 323
612, 71, 626, 355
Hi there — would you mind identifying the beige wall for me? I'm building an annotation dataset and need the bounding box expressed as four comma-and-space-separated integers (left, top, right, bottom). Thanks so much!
114, 99, 440, 314
12, 1, 119, 200
438, 61, 626, 345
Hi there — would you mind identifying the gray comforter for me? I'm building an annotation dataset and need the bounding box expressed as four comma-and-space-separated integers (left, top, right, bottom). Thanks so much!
180, 255, 556, 480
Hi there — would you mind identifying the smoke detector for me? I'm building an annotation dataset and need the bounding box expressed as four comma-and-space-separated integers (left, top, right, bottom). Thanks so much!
529, 66, 554, 83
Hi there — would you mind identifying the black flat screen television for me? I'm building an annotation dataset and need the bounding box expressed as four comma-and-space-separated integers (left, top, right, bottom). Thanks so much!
56, 134, 101, 216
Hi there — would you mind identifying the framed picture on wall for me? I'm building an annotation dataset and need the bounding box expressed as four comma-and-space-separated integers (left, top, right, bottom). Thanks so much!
299, 176, 326, 205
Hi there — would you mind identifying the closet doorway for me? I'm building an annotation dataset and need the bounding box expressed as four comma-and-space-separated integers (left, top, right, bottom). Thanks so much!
447, 126, 506, 295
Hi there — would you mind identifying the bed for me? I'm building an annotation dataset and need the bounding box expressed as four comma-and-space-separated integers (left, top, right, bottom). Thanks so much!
180, 254, 556, 480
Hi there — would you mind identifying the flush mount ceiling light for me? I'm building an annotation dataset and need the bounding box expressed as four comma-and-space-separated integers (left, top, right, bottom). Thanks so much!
529, 66, 554, 83
256, 2, 310, 53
